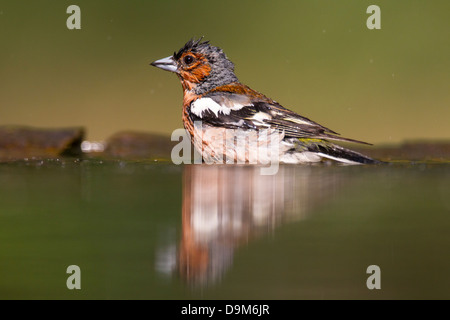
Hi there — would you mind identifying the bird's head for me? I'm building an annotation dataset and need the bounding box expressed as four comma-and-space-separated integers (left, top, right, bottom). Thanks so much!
151, 38, 239, 94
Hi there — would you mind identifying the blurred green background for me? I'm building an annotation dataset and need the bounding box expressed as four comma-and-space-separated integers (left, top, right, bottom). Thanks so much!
0, 0, 449, 144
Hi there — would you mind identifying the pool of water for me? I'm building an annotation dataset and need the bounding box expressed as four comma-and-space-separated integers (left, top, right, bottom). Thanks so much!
0, 159, 449, 299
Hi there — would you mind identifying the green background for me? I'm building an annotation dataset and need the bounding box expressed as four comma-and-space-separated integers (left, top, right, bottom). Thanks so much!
0, 1, 449, 144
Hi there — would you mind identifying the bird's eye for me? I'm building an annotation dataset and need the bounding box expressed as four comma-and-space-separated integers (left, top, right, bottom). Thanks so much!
184, 55, 194, 65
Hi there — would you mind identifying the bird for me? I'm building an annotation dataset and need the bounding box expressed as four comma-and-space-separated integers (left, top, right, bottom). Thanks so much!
150, 38, 378, 165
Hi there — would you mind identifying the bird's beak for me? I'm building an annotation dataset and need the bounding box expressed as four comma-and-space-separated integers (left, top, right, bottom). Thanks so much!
150, 56, 178, 73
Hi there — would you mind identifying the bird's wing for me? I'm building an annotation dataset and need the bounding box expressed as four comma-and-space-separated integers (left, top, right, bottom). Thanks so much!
192, 89, 370, 145
189, 91, 260, 130
258, 102, 371, 145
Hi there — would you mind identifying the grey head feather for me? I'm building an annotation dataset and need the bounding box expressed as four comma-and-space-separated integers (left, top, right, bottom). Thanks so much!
174, 38, 239, 94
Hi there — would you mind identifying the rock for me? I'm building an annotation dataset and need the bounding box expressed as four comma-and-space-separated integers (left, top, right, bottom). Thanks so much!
103, 131, 177, 160
0, 126, 84, 161
352, 141, 450, 161
102, 134, 450, 162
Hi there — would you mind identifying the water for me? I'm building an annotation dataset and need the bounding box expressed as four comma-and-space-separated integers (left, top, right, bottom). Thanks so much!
0, 159, 449, 299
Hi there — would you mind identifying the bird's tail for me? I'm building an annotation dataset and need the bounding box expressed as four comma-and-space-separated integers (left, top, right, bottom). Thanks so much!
306, 142, 380, 164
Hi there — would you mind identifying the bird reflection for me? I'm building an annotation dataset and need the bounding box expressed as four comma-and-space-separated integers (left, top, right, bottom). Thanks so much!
158, 164, 344, 287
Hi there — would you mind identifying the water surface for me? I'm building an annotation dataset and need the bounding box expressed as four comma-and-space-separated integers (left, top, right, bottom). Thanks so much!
0, 159, 449, 299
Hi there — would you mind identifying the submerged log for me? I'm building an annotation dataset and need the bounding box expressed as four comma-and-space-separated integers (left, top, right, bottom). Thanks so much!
103, 131, 178, 160
0, 126, 84, 160
352, 141, 450, 162
102, 133, 450, 162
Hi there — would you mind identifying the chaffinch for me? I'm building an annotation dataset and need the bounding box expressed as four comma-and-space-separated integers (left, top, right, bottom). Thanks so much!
151, 38, 377, 164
